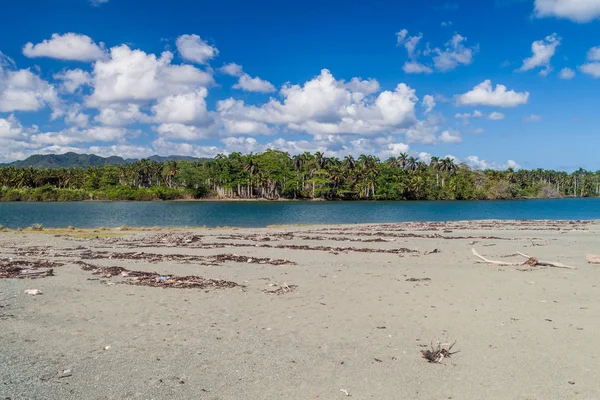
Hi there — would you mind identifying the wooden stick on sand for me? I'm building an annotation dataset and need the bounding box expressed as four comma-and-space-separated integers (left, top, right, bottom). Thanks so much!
472, 248, 576, 270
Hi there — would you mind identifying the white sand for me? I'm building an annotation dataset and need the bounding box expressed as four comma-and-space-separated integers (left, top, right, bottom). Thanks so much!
1, 220, 599, 399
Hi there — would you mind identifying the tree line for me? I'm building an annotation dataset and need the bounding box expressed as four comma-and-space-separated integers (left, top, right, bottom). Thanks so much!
0, 150, 599, 201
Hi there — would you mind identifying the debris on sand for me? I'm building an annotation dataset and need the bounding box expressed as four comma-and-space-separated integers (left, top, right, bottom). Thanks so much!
77, 261, 241, 290
263, 283, 298, 295
24, 289, 42, 296
0, 259, 63, 279
405, 277, 431, 282
80, 250, 295, 266
421, 341, 458, 364
472, 248, 576, 270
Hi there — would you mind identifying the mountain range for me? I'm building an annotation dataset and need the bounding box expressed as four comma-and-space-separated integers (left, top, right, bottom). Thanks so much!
0, 152, 210, 169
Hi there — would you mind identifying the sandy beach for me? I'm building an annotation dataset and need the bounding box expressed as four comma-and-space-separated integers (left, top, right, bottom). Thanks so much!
1, 220, 599, 399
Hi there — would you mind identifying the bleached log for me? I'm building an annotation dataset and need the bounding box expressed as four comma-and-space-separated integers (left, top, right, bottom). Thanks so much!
586, 254, 600, 264
471, 248, 521, 266
515, 252, 576, 270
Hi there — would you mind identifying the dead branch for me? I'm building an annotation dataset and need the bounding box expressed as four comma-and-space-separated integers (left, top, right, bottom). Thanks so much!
472, 248, 576, 270
586, 254, 600, 264
471, 249, 521, 266
515, 252, 576, 270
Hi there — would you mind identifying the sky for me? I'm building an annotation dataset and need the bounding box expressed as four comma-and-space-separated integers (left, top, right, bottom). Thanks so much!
1, 0, 600, 170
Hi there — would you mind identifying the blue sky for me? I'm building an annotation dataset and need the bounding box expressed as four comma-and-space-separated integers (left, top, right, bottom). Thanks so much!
1, 0, 600, 170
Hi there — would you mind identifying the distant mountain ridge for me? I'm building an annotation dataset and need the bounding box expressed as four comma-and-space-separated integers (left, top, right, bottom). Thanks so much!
0, 152, 210, 169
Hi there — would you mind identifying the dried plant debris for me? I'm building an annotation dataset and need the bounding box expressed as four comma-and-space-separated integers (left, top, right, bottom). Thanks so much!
77, 261, 241, 290
0, 258, 63, 279
421, 341, 458, 364
263, 283, 298, 295
79, 250, 294, 266
405, 277, 431, 282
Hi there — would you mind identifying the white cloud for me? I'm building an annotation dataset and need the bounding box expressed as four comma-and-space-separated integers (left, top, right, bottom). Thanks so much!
0, 60, 61, 114
64, 106, 90, 128
176, 34, 218, 65
433, 34, 477, 72
23, 33, 106, 62
151, 89, 209, 123
422, 95, 436, 113
403, 61, 433, 74
398, 31, 476, 73
344, 77, 380, 94
466, 155, 520, 170
220, 63, 243, 76
441, 21, 453, 27
396, 29, 408, 46
523, 114, 542, 122
559, 67, 576, 79
488, 111, 505, 120
517, 34, 561, 75
87, 44, 213, 106
402, 115, 441, 144
0, 115, 27, 139
580, 46, 600, 77
234, 74, 276, 93
90, 0, 109, 6
534, 0, 600, 22
580, 62, 600, 77
455, 110, 483, 121
94, 104, 145, 126
151, 137, 221, 158
89, 144, 153, 159
54, 69, 92, 93
588, 46, 600, 61
153, 123, 216, 141
217, 69, 418, 136
439, 130, 462, 143
456, 80, 529, 107
31, 126, 129, 146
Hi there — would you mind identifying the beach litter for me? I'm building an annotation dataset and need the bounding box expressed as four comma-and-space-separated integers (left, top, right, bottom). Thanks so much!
1, 258, 62, 279
24, 289, 42, 296
263, 283, 298, 295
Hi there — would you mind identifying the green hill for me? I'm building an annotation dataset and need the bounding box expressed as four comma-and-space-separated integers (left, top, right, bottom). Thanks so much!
0, 152, 210, 169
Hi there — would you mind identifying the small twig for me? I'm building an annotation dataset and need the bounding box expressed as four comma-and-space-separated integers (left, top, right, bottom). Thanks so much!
515, 252, 576, 270
471, 249, 521, 266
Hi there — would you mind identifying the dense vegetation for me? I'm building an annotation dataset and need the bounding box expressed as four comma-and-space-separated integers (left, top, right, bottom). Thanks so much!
1, 150, 599, 201
0, 152, 207, 169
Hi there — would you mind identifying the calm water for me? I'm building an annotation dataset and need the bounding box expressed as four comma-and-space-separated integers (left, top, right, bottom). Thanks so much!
0, 198, 599, 229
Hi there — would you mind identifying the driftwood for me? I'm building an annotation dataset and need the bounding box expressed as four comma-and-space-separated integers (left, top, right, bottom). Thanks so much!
472, 248, 576, 270
586, 254, 600, 264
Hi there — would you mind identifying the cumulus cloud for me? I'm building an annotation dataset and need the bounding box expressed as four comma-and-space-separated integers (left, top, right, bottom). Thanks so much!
23, 33, 106, 62
219, 62, 276, 93
0, 115, 28, 139
54, 69, 92, 93
86, 45, 213, 106
176, 34, 218, 65
216, 69, 418, 137
153, 123, 216, 141
517, 33, 561, 76
439, 129, 462, 143
455, 110, 483, 122
151, 89, 209, 123
94, 104, 146, 126
31, 126, 129, 146
456, 80, 529, 107
580, 46, 600, 78
559, 67, 576, 79
488, 111, 505, 120
466, 155, 520, 170
534, 0, 600, 22
0, 59, 61, 114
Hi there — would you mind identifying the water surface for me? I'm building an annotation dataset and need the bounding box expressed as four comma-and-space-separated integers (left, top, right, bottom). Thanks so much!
0, 198, 599, 229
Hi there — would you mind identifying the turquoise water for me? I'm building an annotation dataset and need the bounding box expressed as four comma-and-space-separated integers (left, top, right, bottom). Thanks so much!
0, 198, 599, 229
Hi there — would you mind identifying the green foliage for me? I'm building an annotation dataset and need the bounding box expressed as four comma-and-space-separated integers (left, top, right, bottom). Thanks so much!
0, 152, 598, 201
29, 223, 44, 231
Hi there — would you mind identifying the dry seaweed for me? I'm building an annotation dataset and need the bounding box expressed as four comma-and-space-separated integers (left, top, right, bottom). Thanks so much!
0, 258, 63, 279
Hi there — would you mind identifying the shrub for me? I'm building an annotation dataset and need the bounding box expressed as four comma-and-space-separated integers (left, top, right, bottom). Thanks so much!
29, 223, 44, 231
